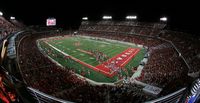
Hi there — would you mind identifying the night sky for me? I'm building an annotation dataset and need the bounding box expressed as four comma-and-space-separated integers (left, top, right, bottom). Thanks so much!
0, 0, 199, 34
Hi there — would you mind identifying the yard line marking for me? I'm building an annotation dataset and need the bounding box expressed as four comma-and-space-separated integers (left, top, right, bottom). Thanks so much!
120, 49, 140, 67
80, 53, 84, 56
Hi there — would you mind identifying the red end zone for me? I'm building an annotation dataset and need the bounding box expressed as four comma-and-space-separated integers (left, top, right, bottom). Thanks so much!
69, 48, 140, 77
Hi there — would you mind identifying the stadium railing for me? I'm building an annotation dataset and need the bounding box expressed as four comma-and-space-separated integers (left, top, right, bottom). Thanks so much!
145, 87, 186, 103
27, 87, 73, 103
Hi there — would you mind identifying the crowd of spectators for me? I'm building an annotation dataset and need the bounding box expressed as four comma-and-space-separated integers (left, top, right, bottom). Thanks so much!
159, 30, 200, 73
79, 21, 166, 36
10, 19, 25, 29
0, 16, 22, 40
140, 45, 189, 90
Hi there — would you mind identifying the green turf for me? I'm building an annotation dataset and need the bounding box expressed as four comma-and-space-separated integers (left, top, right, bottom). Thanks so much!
48, 37, 130, 66
38, 36, 145, 83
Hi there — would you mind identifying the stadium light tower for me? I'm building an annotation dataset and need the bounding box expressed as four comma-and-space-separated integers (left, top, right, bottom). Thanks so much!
160, 17, 167, 22
0, 11, 3, 16
82, 17, 88, 20
126, 15, 137, 20
10, 16, 15, 20
102, 16, 112, 20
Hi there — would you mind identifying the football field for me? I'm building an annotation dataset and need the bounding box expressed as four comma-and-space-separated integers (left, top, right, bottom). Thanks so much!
38, 35, 145, 83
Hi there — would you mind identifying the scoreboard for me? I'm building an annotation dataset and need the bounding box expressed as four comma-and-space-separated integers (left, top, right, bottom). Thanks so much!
46, 18, 56, 26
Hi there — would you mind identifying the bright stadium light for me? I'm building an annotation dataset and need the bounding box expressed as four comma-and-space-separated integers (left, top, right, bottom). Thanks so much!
10, 16, 15, 20
102, 16, 112, 20
126, 15, 137, 20
160, 17, 167, 22
74, 31, 77, 33
82, 17, 88, 20
0, 11, 3, 16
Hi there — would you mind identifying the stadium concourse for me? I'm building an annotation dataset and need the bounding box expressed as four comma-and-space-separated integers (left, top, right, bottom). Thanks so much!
0, 14, 200, 103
